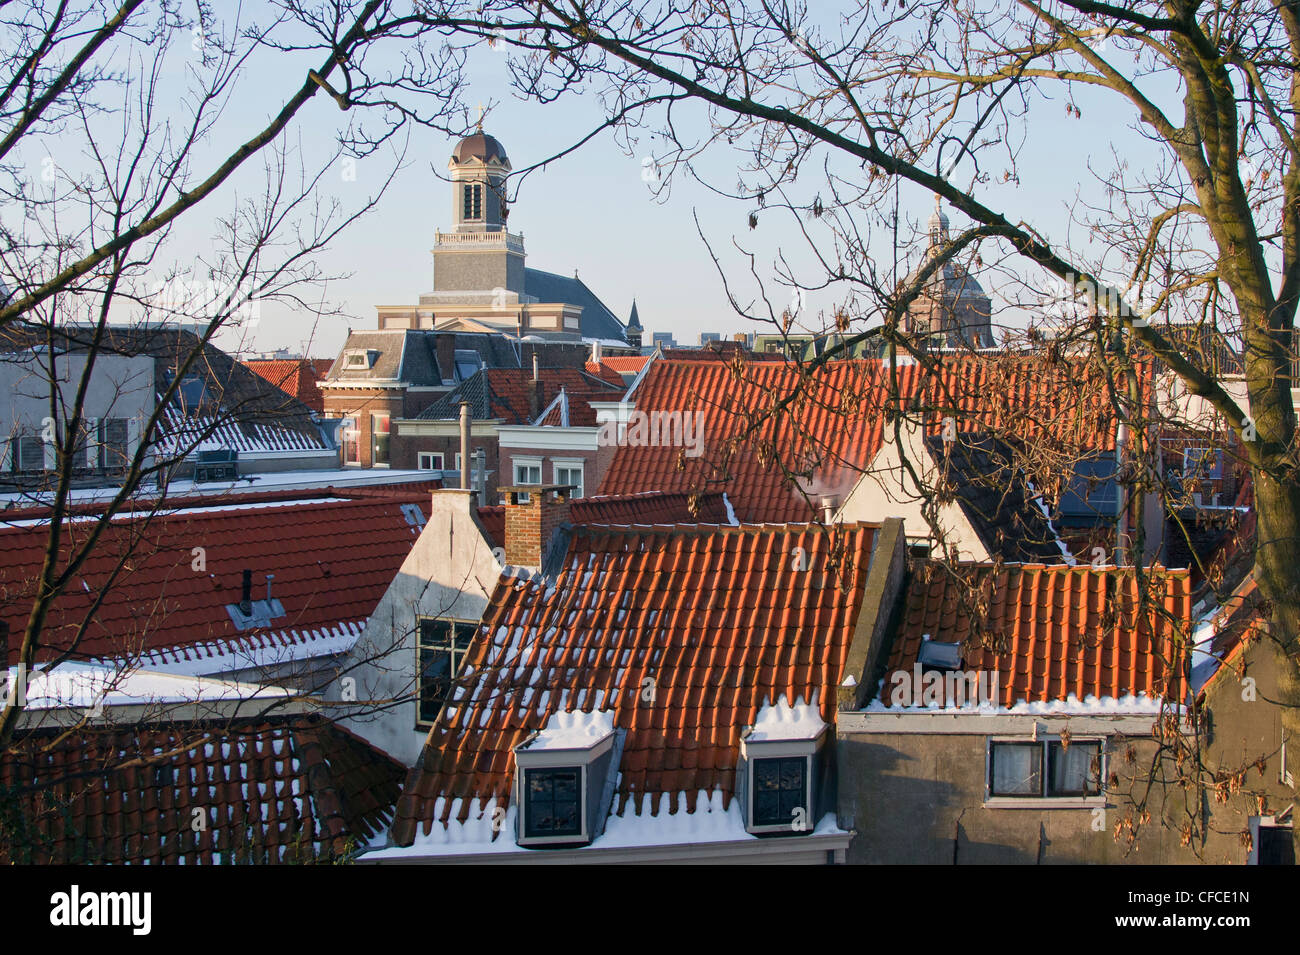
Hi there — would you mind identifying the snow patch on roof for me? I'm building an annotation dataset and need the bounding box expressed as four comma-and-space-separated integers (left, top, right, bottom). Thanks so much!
523, 708, 616, 751
862, 690, 1164, 716
18, 661, 291, 710
747, 692, 826, 741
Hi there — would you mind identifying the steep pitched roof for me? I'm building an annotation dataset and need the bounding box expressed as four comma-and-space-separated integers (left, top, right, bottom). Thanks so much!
523, 268, 626, 342
418, 367, 624, 423
0, 324, 328, 453
871, 561, 1194, 711
599, 354, 1143, 524
0, 485, 435, 671
243, 359, 330, 414
324, 330, 437, 385
474, 490, 734, 550
920, 433, 1070, 563
390, 521, 878, 844
586, 356, 652, 378
0, 716, 404, 864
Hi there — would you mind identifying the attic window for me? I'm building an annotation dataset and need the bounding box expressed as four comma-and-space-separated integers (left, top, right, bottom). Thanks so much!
345, 350, 377, 369
453, 349, 482, 381
739, 695, 826, 836
1183, 447, 1224, 481
416, 618, 475, 726
918, 640, 963, 672
513, 710, 619, 849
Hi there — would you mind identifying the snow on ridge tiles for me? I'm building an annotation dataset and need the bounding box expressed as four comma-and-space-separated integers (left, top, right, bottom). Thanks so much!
522, 708, 615, 751
746, 692, 827, 742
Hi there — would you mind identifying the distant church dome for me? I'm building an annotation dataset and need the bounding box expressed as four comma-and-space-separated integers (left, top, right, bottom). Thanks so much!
451, 131, 509, 165
904, 197, 995, 348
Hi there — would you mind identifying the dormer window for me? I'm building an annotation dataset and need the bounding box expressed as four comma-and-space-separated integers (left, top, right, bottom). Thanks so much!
513, 710, 620, 848
344, 349, 378, 369
463, 183, 483, 221
739, 695, 826, 836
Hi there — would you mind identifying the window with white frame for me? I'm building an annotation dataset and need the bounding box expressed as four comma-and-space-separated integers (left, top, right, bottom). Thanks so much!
371, 413, 391, 466
342, 428, 361, 465
463, 183, 483, 221
417, 451, 444, 470
554, 461, 584, 498
514, 457, 541, 503
988, 738, 1102, 800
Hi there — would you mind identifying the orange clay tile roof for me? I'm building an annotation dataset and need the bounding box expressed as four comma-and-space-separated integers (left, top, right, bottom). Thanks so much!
586, 356, 652, 376
421, 367, 624, 423
0, 716, 404, 864
475, 490, 733, 550
599, 355, 1147, 524
390, 520, 877, 844
243, 358, 330, 414
874, 561, 1194, 708
0, 486, 434, 666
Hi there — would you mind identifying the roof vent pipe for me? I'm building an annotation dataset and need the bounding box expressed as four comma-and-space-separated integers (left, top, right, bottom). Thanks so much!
532, 352, 539, 382
820, 495, 839, 524
265, 573, 275, 604
240, 569, 252, 616
459, 401, 471, 491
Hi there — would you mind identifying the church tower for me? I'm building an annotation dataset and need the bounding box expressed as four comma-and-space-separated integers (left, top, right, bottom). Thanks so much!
626, 299, 643, 349
904, 196, 995, 349
432, 128, 526, 299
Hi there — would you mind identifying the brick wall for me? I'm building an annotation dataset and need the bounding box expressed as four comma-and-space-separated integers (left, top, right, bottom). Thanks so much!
503, 488, 571, 567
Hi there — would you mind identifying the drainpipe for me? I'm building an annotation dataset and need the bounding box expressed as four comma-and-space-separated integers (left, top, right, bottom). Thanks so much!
459, 401, 471, 491
1115, 420, 1128, 566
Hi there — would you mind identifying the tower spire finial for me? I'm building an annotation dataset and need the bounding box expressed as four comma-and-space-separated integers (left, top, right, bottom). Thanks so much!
475, 103, 485, 131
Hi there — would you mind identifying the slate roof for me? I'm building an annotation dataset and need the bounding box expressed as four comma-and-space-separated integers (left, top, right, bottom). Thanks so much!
599, 354, 1145, 525
0, 485, 435, 670
390, 521, 878, 843
920, 433, 1069, 562
523, 268, 626, 342
873, 561, 1194, 709
474, 490, 733, 550
0, 324, 328, 453
0, 716, 404, 864
417, 367, 624, 423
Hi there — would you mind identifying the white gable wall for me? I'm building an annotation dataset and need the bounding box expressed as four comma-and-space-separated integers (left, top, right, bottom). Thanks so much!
835, 418, 992, 562
332, 488, 502, 764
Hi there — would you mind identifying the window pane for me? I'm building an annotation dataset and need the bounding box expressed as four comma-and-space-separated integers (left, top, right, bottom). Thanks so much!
524, 768, 583, 838
752, 757, 806, 827
1048, 742, 1101, 796
372, 414, 390, 465
417, 619, 471, 724
990, 743, 1043, 796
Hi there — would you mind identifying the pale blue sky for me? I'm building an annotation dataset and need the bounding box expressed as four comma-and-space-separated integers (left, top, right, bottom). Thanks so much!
126, 17, 1176, 360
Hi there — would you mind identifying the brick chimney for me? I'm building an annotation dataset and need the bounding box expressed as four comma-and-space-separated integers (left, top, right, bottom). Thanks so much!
502, 484, 572, 567
527, 356, 545, 421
